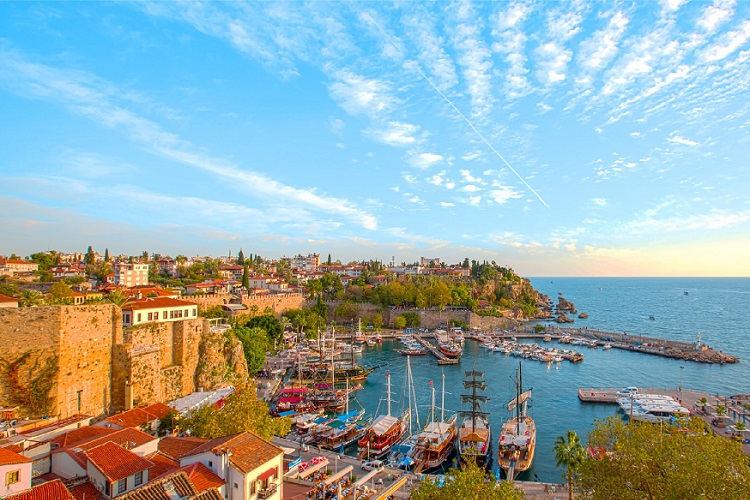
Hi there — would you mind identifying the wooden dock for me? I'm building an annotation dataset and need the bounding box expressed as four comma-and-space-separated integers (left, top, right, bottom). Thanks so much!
578, 388, 620, 403
412, 336, 459, 365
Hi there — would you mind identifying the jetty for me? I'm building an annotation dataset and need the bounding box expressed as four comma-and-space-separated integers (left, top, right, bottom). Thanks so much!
411, 335, 459, 365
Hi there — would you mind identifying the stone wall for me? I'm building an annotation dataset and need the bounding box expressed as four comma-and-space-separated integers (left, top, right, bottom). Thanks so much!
0, 305, 118, 418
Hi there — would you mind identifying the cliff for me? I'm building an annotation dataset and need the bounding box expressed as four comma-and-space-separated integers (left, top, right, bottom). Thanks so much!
195, 330, 249, 391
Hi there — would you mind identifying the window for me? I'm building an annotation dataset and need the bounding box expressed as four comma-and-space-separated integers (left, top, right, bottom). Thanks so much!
208, 461, 213, 467
249, 481, 255, 494
5, 470, 20, 485
192, 309, 197, 317
148, 313, 153, 321
117, 478, 127, 494
234, 482, 239, 489
137, 313, 141, 322
163, 311, 168, 319
134, 471, 143, 486
184, 309, 188, 317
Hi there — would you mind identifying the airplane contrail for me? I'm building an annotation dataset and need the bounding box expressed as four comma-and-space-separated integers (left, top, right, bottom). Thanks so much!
363, 12, 549, 208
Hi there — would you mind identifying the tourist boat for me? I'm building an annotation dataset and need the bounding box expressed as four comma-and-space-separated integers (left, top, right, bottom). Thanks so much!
497, 363, 536, 480
313, 408, 369, 451
409, 373, 458, 473
387, 356, 420, 471
628, 403, 690, 423
457, 368, 492, 468
357, 373, 409, 460
353, 319, 366, 344
438, 342, 462, 359
396, 347, 427, 356
602, 343, 612, 350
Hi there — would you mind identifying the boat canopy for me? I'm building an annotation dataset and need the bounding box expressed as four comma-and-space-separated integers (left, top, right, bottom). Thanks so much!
369, 415, 399, 435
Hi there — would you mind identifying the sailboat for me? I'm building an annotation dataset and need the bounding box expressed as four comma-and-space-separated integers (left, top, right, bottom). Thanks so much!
409, 372, 458, 473
357, 372, 409, 460
387, 355, 420, 470
497, 362, 536, 480
457, 367, 492, 468
312, 377, 368, 451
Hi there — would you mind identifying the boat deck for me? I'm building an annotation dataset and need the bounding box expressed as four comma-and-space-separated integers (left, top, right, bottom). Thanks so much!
412, 336, 459, 364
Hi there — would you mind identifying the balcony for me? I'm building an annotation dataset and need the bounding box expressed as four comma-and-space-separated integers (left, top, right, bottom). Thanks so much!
257, 483, 278, 499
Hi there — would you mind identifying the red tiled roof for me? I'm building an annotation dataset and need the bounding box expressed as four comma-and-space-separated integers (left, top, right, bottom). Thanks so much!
122, 297, 196, 311
50, 426, 113, 448
2, 444, 23, 453
153, 462, 224, 493
105, 403, 172, 428
0, 293, 19, 303
0, 446, 32, 465
21, 414, 92, 437
53, 427, 156, 469
182, 432, 282, 475
68, 480, 105, 500
145, 451, 180, 477
5, 479, 74, 500
157, 436, 209, 460
83, 441, 154, 482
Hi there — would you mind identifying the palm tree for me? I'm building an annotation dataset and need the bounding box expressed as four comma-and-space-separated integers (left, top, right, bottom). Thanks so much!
20, 290, 44, 307
554, 430, 586, 500
107, 289, 128, 307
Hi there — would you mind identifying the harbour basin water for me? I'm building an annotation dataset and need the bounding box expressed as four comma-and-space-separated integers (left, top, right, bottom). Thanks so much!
347, 277, 750, 483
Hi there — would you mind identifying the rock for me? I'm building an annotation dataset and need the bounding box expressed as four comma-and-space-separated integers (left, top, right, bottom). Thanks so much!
578, 312, 588, 319
195, 332, 249, 391
556, 313, 575, 324
557, 297, 575, 311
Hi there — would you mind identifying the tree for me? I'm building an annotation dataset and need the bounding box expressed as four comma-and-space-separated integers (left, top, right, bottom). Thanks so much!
107, 289, 128, 307
393, 315, 407, 329
84, 246, 96, 265
333, 301, 360, 324
241, 265, 250, 290
412, 461, 525, 500
371, 313, 383, 331
577, 416, 750, 498
233, 327, 268, 375
47, 282, 74, 304
244, 314, 283, 350
179, 388, 290, 441
0, 278, 20, 297
554, 430, 585, 500
104, 248, 109, 262
327, 253, 332, 265
142, 250, 149, 262
403, 311, 421, 328
237, 249, 245, 265
20, 290, 44, 307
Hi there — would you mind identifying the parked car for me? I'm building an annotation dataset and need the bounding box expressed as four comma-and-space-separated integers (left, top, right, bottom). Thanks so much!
361, 459, 384, 471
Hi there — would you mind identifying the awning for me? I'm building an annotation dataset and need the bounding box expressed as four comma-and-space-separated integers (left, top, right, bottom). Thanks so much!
298, 459, 329, 479
258, 467, 277, 481
353, 468, 379, 489
373, 476, 408, 500
278, 397, 303, 404
277, 410, 297, 417
324, 465, 353, 486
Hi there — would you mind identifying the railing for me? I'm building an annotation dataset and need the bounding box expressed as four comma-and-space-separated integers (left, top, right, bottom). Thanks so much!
257, 483, 278, 499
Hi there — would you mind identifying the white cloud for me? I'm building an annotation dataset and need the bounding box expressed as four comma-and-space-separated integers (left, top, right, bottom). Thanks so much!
577, 11, 629, 74
488, 187, 522, 204
459, 169, 481, 183
535, 42, 571, 85
492, 3, 533, 98
592, 198, 607, 206
372, 121, 421, 146
625, 209, 750, 235
630, 132, 641, 138
445, 181, 456, 190
698, 0, 736, 34
461, 184, 480, 193
668, 135, 700, 146
427, 172, 445, 186
439, 201, 455, 207
329, 118, 345, 134
700, 20, 750, 62
468, 195, 482, 205
462, 151, 481, 161
402, 174, 418, 183
328, 69, 398, 118
408, 152, 444, 169
451, 5, 495, 119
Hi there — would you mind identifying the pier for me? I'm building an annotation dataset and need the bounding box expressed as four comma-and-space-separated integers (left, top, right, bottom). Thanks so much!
411, 336, 459, 365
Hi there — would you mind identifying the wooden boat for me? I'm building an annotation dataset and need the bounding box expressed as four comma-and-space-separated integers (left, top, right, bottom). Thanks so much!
358, 373, 409, 460
410, 373, 457, 473
497, 363, 535, 480
457, 368, 492, 468
438, 342, 462, 359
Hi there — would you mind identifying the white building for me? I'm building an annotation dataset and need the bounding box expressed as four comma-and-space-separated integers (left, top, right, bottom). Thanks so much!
120, 297, 199, 327
112, 263, 149, 287
0, 448, 32, 497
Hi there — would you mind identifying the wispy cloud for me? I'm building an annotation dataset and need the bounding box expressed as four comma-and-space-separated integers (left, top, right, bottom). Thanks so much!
370, 121, 422, 146
328, 69, 398, 119
667, 135, 700, 146
0, 48, 378, 230
408, 152, 444, 170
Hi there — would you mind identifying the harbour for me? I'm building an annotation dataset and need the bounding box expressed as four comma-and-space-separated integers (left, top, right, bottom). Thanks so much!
265, 277, 750, 484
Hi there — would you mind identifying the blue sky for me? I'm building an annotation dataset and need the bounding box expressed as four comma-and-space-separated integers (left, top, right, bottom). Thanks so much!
1, 1, 749, 276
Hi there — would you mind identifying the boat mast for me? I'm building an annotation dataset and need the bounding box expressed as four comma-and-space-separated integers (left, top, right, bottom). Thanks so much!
516, 365, 521, 435
386, 373, 391, 417
441, 371, 445, 423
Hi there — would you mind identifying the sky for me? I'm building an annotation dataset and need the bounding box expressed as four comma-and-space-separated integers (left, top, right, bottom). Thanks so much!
1, 1, 749, 277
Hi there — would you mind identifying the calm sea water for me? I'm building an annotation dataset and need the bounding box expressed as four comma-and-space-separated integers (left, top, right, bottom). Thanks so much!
348, 278, 750, 483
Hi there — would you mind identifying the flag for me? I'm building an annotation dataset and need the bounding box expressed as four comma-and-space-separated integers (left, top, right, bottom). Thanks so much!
429, 380, 433, 386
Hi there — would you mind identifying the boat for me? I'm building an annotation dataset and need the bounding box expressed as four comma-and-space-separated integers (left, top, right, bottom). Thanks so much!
602, 343, 612, 350
438, 342, 462, 359
312, 377, 369, 451
497, 363, 536, 481
409, 372, 458, 473
357, 373, 409, 460
396, 347, 427, 356
353, 319, 366, 343
387, 356, 420, 470
457, 367, 492, 468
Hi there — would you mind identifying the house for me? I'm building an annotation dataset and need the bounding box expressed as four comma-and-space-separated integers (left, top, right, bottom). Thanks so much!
120, 298, 198, 327
177, 432, 284, 500
98, 403, 173, 433
0, 447, 33, 496
112, 263, 149, 287
51, 428, 157, 479
0, 259, 38, 276
119, 467, 223, 500
0, 293, 19, 308
83, 441, 154, 497
4, 478, 74, 500
219, 265, 245, 281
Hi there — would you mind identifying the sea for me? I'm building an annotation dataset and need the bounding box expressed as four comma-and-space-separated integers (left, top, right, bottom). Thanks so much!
347, 277, 750, 483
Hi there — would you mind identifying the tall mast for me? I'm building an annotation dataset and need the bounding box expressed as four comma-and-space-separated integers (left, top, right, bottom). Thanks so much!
346, 376, 349, 414
516, 364, 521, 435
441, 371, 445, 422
386, 373, 391, 417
